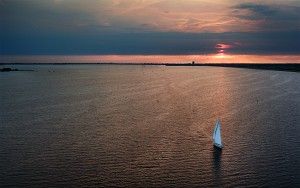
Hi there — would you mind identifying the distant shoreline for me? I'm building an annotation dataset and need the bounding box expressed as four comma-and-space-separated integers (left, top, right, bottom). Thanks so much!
165, 63, 300, 72
1, 63, 299, 72
0, 67, 34, 72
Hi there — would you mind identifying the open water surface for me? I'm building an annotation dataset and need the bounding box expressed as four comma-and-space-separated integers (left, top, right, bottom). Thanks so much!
1, 65, 299, 187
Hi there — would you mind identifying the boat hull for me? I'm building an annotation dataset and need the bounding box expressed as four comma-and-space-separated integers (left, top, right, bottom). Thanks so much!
213, 143, 223, 149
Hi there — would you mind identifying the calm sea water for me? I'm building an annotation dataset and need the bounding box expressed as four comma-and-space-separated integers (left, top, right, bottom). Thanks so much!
1, 65, 300, 187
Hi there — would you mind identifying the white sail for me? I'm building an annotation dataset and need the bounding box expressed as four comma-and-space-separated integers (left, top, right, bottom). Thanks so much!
213, 122, 217, 140
213, 120, 222, 148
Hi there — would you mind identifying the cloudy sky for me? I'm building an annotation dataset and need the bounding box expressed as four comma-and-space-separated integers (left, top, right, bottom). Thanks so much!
0, 0, 300, 63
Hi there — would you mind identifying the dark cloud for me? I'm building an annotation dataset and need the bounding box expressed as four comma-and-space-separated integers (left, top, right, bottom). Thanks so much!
233, 3, 276, 20
232, 2, 300, 31
1, 31, 299, 55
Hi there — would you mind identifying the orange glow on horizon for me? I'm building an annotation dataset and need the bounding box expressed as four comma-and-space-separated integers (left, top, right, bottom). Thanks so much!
214, 53, 231, 59
2, 55, 300, 64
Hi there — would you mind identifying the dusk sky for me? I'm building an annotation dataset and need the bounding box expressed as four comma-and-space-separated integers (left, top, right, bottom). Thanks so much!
1, 0, 300, 63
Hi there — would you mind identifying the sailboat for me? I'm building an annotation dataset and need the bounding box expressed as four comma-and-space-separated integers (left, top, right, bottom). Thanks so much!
213, 119, 223, 149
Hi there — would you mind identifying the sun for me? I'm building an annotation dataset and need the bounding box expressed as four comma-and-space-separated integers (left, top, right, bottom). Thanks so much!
213, 43, 233, 60
215, 53, 228, 59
